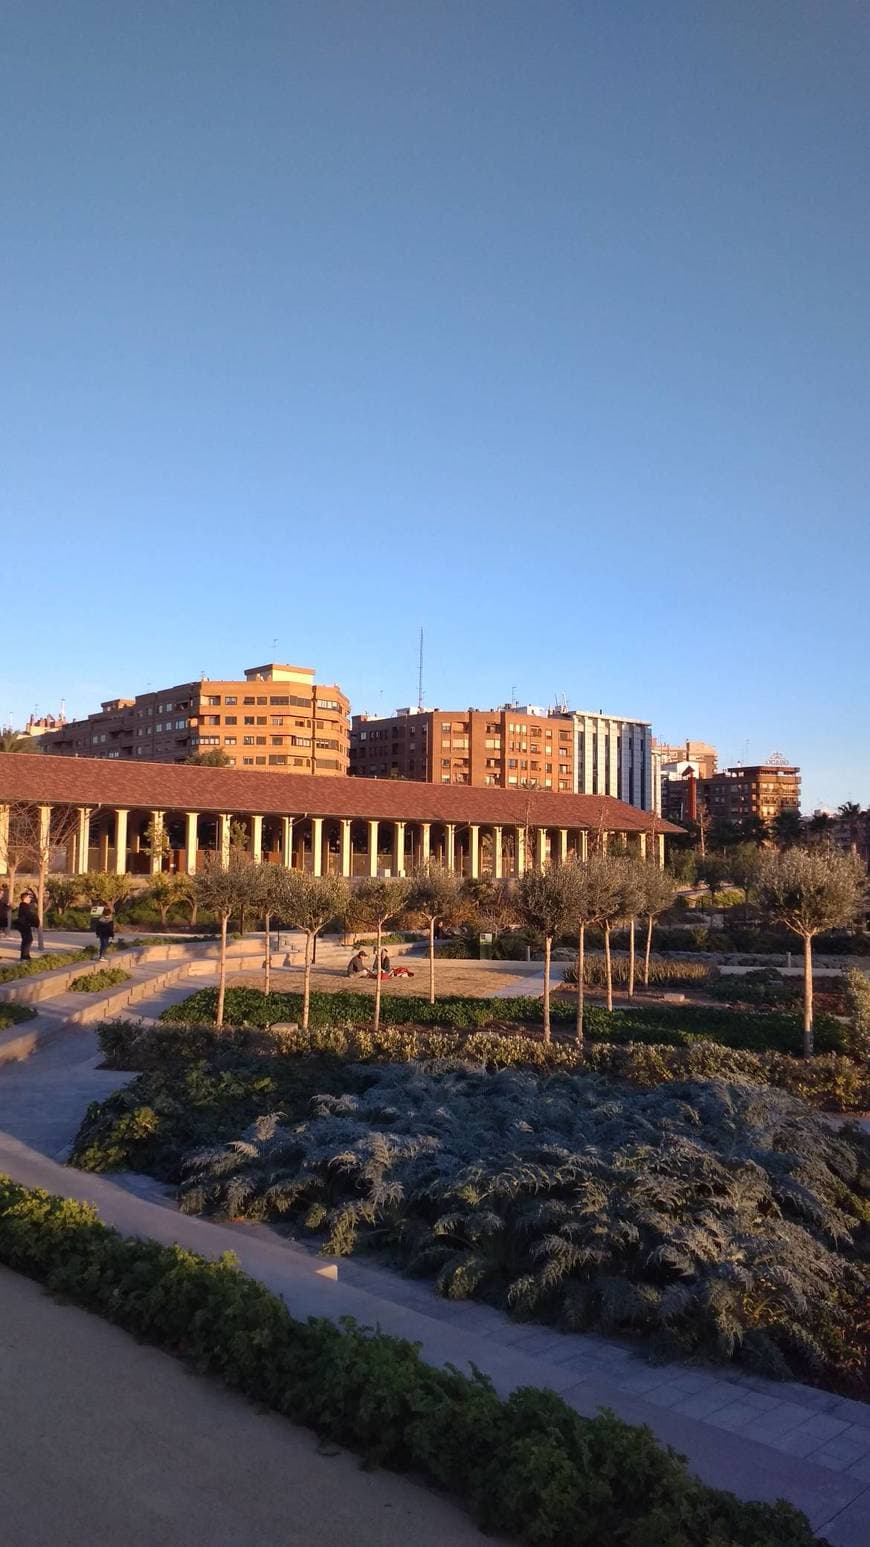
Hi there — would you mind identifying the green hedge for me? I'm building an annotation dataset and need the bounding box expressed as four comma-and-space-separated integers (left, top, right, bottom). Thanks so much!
0, 1177, 823, 1547
159, 985, 847, 1057
0, 1003, 37, 1030
0, 946, 97, 984
69, 967, 132, 993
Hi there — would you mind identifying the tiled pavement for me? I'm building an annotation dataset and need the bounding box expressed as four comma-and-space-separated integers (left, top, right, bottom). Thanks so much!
0, 976, 867, 1543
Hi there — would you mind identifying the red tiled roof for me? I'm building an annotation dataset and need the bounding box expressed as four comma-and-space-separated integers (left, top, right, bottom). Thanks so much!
0, 754, 682, 834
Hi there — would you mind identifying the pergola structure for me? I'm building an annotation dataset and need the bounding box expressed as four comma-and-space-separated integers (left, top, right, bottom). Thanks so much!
0, 754, 681, 879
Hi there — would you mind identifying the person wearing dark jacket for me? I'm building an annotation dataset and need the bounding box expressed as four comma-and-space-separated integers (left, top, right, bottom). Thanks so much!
95, 907, 115, 960
15, 891, 38, 961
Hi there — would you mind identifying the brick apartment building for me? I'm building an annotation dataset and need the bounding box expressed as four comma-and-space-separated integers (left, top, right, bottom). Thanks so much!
350, 706, 577, 790
350, 705, 655, 810
662, 762, 801, 829
40, 665, 350, 777
654, 739, 718, 778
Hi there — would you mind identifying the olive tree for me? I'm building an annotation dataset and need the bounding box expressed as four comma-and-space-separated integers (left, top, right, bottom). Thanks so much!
353, 877, 410, 1031
194, 853, 257, 1028
406, 863, 464, 1005
638, 864, 676, 987
13, 802, 82, 950
756, 846, 866, 1056
564, 854, 623, 1042
515, 866, 576, 1043
615, 856, 646, 999
273, 870, 348, 1030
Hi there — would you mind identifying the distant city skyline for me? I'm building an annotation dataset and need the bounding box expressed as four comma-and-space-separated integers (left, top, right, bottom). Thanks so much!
2, 3, 867, 816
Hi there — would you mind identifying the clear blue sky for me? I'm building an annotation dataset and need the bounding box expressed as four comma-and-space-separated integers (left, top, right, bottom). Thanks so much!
3, 1, 868, 811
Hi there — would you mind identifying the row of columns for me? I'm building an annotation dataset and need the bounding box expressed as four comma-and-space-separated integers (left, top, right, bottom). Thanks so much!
0, 803, 666, 879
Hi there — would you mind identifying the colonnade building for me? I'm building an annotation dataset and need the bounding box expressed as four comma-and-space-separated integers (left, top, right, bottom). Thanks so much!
0, 755, 679, 881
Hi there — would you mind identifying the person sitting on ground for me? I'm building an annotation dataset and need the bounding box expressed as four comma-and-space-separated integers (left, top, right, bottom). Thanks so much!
380, 949, 392, 977
346, 948, 370, 977
95, 906, 115, 961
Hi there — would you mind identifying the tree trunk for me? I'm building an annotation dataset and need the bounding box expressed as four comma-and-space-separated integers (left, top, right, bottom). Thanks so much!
36, 863, 47, 952
302, 929, 312, 1030
802, 933, 814, 1058
542, 933, 552, 1044
215, 912, 228, 1028
604, 921, 613, 1012
575, 922, 585, 1047
428, 917, 436, 1005
628, 917, 636, 998
264, 910, 272, 996
643, 913, 653, 988
373, 920, 383, 1031
189, 899, 198, 926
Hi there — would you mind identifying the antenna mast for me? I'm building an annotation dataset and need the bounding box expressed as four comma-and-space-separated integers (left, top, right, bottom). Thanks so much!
417, 627, 424, 710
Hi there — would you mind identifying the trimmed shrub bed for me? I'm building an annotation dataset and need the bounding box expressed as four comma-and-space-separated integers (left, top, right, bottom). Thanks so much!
70, 967, 132, 993
159, 984, 848, 1057
0, 1177, 827, 1545
0, 946, 97, 983
0, 1003, 37, 1030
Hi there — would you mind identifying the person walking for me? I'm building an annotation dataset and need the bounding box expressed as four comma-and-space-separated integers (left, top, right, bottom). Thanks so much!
0, 885, 9, 937
15, 890, 38, 962
94, 906, 115, 961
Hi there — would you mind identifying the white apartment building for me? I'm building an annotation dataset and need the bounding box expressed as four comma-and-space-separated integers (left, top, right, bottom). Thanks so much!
570, 711, 655, 813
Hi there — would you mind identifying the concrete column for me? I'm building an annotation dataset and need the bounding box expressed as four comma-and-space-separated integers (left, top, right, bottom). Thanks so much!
601, 830, 609, 853
492, 824, 502, 879
420, 822, 431, 865
77, 807, 92, 873
638, 831, 648, 860
251, 814, 263, 864
445, 823, 456, 873
515, 825, 526, 876
0, 805, 8, 872
184, 812, 198, 875
558, 828, 568, 864
393, 820, 406, 876
340, 818, 352, 877
149, 810, 164, 875
536, 828, 548, 870
281, 816, 294, 868
468, 824, 480, 879
98, 829, 110, 872
219, 813, 231, 868
580, 829, 589, 861
114, 808, 129, 875
657, 832, 666, 868
311, 817, 323, 876
367, 819, 379, 876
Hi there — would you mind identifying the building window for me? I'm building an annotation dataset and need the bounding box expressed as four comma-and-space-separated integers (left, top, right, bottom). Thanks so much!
255, 736, 267, 745
224, 737, 236, 746
243, 736, 255, 745
225, 716, 237, 725
242, 757, 254, 765
204, 695, 221, 706
225, 696, 237, 706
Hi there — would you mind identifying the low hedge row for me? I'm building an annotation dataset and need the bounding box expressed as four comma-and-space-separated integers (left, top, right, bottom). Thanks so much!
0, 1003, 37, 1030
96, 1016, 870, 1112
0, 1177, 823, 1546
70, 967, 132, 993
0, 945, 97, 984
159, 985, 847, 1057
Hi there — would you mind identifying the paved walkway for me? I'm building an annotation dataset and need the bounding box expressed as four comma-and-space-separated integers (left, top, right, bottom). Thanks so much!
0, 976, 868, 1544
0, 1265, 493, 1547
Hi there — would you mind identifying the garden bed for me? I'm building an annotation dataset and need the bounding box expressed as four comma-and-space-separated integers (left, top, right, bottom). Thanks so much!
70, 1026, 870, 1399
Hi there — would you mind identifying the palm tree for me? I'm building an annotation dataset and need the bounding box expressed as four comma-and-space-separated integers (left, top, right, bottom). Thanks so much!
0, 730, 30, 754
838, 802, 863, 856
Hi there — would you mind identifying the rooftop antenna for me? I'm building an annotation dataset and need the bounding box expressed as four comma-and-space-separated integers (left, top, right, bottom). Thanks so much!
417, 627, 424, 710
